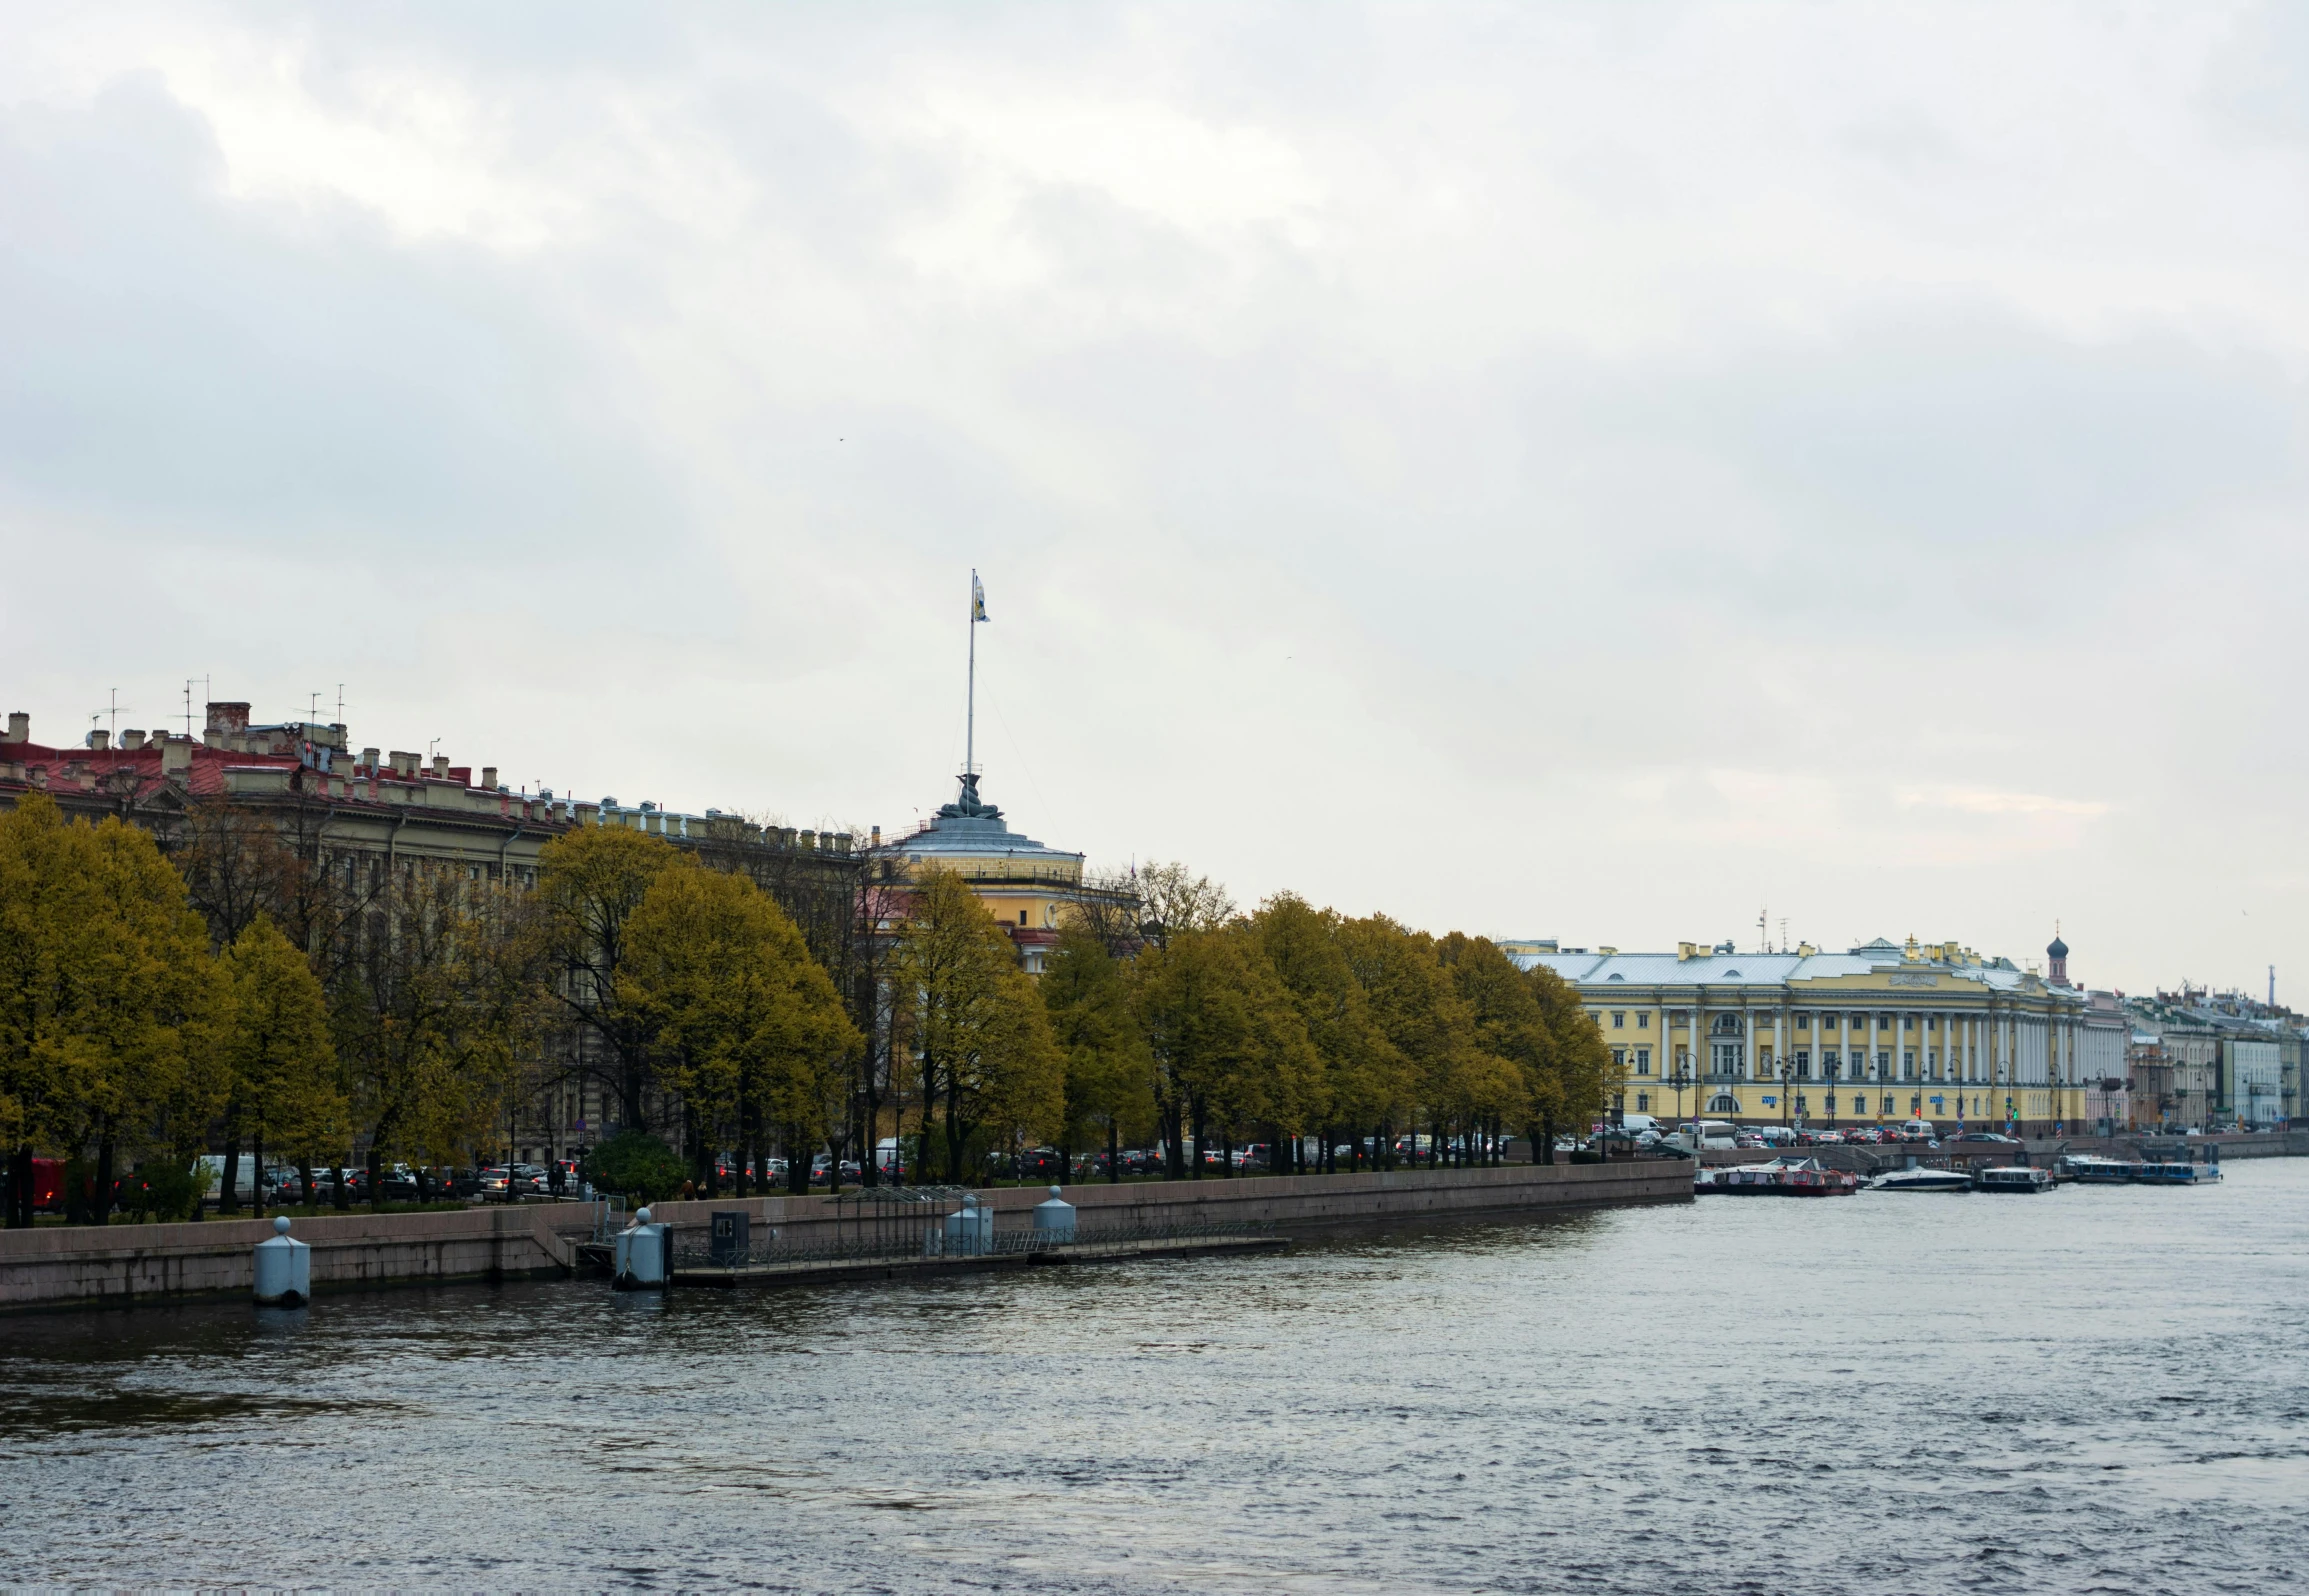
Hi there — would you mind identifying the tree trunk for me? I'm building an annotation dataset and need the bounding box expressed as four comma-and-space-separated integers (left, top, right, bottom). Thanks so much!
1107, 1119, 1120, 1185
367, 1143, 384, 1211
787, 1126, 811, 1196
92, 1138, 115, 1226
944, 1076, 966, 1186
7, 1144, 30, 1228
331, 1157, 350, 1211
249, 1133, 264, 1216
1540, 1113, 1556, 1165
218, 1115, 242, 1215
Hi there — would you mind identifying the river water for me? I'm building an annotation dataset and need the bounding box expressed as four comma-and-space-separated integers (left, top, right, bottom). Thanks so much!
5, 1161, 2306, 1593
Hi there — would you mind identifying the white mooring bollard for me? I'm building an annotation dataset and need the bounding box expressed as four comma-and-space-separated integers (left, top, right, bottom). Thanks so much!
613, 1206, 671, 1290
1033, 1184, 1076, 1244
253, 1215, 310, 1307
940, 1193, 995, 1256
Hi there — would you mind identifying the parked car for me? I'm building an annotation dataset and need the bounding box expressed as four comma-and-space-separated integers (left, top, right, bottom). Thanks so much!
1948, 1130, 2020, 1145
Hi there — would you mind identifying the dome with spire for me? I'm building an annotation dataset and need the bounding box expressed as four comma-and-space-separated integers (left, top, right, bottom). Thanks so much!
2047, 933, 2069, 959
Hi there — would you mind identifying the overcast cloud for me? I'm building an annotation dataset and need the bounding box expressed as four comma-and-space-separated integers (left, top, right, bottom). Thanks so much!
3, 2, 2306, 996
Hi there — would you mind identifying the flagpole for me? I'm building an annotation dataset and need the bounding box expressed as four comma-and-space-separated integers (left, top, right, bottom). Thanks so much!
966, 570, 977, 779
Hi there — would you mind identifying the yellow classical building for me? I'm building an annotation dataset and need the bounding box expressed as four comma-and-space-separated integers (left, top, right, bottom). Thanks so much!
872, 771, 1128, 973
1514, 936, 2093, 1135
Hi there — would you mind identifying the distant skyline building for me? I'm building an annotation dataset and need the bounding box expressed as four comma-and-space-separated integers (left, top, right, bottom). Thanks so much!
1509, 934, 2100, 1134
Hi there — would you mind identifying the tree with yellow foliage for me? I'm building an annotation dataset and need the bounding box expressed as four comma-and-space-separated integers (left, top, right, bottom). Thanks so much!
1042, 919, 1156, 1183
218, 916, 346, 1210
621, 862, 859, 1196
534, 824, 682, 1132
0, 794, 220, 1226
894, 868, 1063, 1184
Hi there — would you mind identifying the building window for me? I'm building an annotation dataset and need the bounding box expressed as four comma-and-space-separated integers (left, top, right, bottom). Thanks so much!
1904, 1014, 1917, 1032
1822, 1050, 1840, 1078
1637, 1012, 1650, 1029
1882, 1095, 1896, 1116
1612, 1048, 1626, 1069
1635, 1048, 1652, 1076
1876, 1051, 1891, 1078
1612, 1012, 1626, 1029
1823, 1014, 1839, 1032
1018, 910, 1028, 925
1636, 1093, 1650, 1112
1903, 1050, 1916, 1080
1794, 1050, 1811, 1080
1714, 1043, 1742, 1076
1796, 1012, 1811, 1033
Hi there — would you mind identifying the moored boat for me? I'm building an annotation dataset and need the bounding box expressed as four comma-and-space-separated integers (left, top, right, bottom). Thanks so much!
2133, 1159, 2220, 1185
1867, 1165, 1972, 1193
2053, 1154, 2141, 1184
1701, 1156, 1858, 1196
1972, 1164, 2056, 1193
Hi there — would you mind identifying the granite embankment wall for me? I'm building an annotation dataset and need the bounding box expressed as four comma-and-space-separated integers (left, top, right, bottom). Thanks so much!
0, 1160, 1686, 1313
0, 1204, 587, 1313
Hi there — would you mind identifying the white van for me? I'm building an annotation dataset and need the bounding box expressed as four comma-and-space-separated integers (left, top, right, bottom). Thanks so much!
1695, 1120, 1740, 1151
1616, 1114, 1660, 1138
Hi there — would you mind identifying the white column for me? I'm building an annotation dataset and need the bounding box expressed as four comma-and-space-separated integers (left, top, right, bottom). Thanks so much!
1693, 990, 1706, 1094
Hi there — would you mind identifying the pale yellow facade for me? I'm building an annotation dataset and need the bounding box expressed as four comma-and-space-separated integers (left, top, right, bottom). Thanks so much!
1523, 937, 2092, 1135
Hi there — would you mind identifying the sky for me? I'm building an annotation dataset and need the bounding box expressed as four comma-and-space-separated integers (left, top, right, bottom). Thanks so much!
3, 2, 2305, 999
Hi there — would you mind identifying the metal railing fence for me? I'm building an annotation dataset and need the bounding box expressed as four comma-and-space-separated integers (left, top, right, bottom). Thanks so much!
670, 1216, 1274, 1271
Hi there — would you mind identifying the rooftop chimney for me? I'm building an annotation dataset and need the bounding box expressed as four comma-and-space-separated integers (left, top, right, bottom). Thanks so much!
205, 701, 251, 736
361, 747, 380, 771
481, 766, 497, 790
430, 755, 448, 779
87, 728, 110, 752
2, 712, 25, 745
121, 729, 145, 751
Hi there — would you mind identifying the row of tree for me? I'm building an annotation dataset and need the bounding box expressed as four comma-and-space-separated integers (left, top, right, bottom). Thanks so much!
1030, 871, 1614, 1183
0, 794, 349, 1223
1, 790, 1617, 1221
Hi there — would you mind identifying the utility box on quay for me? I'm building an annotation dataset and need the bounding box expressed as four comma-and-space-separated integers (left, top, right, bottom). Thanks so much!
709, 1210, 750, 1266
